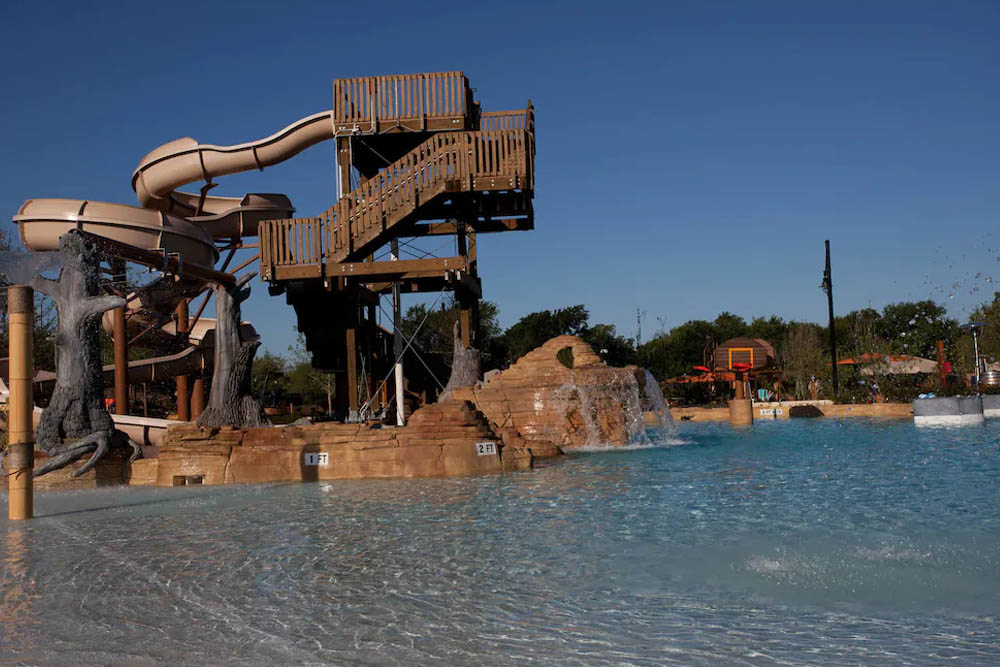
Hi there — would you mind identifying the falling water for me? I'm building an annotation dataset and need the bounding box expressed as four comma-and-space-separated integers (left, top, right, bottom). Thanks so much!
0, 250, 65, 284
554, 368, 679, 450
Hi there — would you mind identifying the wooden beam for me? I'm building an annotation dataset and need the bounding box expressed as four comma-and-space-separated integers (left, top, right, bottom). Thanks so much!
329, 256, 468, 279
78, 231, 235, 287
346, 303, 359, 418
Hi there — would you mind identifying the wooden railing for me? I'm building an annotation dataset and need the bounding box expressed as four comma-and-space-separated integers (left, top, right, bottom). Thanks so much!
480, 105, 534, 133
261, 127, 533, 278
333, 71, 470, 127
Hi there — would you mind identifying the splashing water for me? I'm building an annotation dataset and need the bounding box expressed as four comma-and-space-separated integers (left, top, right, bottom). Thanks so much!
0, 250, 65, 284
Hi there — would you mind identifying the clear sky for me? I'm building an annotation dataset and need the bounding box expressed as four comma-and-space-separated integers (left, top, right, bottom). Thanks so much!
1, 0, 998, 353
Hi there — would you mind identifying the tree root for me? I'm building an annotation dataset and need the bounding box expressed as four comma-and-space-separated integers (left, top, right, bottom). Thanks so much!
34, 431, 109, 478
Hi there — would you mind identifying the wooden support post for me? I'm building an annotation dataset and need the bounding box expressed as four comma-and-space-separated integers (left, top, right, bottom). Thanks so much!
7, 286, 34, 521
111, 259, 128, 415
391, 240, 405, 426
334, 371, 348, 421
112, 306, 128, 415
346, 304, 359, 421
366, 303, 376, 412
337, 137, 352, 198
191, 376, 206, 419
937, 340, 948, 387
175, 300, 190, 421
456, 220, 475, 348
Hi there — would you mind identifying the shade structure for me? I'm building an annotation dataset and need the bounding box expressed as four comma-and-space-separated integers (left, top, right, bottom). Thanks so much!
837, 353, 937, 376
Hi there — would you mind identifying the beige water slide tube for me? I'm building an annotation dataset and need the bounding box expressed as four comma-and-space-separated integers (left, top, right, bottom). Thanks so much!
15, 110, 339, 257
14, 110, 339, 342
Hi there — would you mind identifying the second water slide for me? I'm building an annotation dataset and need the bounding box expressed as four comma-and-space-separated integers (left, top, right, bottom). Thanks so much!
15, 110, 343, 258
132, 110, 340, 234
15, 110, 339, 336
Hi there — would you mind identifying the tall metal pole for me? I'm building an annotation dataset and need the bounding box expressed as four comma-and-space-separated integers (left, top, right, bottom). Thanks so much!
823, 240, 839, 395
391, 239, 405, 425
7, 286, 34, 520
972, 328, 981, 391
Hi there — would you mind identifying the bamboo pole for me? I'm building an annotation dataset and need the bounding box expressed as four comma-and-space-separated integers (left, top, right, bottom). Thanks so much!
7, 285, 34, 520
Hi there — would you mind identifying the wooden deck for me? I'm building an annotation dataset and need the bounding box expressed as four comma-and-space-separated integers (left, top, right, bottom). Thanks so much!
259, 71, 535, 415
260, 117, 534, 281
333, 71, 473, 134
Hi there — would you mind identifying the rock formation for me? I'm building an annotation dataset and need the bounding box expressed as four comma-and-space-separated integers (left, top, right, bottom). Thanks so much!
137, 399, 531, 485
452, 335, 668, 457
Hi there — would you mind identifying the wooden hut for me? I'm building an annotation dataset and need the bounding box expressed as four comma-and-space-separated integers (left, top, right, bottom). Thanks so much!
713, 338, 775, 371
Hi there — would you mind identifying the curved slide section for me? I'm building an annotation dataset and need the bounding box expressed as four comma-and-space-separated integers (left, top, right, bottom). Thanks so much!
132, 110, 335, 226
14, 199, 218, 267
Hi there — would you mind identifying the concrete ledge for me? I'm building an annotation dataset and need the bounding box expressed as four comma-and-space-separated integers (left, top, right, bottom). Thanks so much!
982, 394, 1000, 418
913, 396, 984, 426
671, 402, 912, 422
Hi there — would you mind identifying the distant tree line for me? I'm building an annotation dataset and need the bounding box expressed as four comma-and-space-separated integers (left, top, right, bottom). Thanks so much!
248, 294, 1000, 410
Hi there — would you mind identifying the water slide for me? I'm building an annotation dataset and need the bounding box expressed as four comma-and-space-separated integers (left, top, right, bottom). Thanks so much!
15, 110, 340, 256
8, 112, 339, 436
14, 110, 342, 334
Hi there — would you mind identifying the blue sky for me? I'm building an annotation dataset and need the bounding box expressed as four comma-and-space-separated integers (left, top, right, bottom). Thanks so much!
1, 0, 998, 353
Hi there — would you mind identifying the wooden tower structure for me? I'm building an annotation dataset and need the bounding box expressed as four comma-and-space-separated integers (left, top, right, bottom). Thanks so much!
258, 71, 535, 420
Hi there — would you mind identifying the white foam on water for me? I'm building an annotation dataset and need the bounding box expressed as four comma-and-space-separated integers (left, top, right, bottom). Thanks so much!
567, 437, 690, 453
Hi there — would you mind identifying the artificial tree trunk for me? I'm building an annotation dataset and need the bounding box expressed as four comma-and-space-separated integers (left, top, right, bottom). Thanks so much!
196, 273, 269, 428
30, 231, 129, 477
441, 320, 481, 399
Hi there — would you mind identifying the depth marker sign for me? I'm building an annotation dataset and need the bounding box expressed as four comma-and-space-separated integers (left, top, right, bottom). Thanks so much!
304, 452, 329, 466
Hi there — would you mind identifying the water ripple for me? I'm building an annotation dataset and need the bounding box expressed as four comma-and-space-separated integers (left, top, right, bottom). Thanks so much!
0, 419, 998, 664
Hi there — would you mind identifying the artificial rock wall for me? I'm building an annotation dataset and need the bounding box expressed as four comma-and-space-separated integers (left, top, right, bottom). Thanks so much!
453, 335, 650, 457
134, 399, 531, 486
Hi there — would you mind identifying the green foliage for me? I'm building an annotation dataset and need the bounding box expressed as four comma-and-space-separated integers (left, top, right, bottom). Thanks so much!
747, 316, 789, 356
499, 305, 590, 363
780, 323, 826, 398
556, 346, 574, 369
251, 351, 288, 406
401, 296, 503, 371
954, 292, 1000, 375
581, 323, 636, 367
712, 312, 748, 342
498, 305, 635, 367
880, 300, 957, 359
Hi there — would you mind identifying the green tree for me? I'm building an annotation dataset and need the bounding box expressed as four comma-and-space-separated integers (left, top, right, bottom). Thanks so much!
746, 315, 788, 357
713, 311, 748, 342
582, 323, 636, 367
251, 351, 288, 407
637, 319, 715, 381
879, 300, 957, 359
781, 323, 826, 398
499, 305, 590, 363
286, 331, 333, 410
400, 296, 503, 371
955, 292, 1000, 375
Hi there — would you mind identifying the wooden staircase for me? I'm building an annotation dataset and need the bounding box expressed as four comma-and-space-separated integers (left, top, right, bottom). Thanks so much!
260, 115, 534, 281
255, 71, 535, 409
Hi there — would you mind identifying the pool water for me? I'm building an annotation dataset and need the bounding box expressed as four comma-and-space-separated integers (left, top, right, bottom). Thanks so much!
2, 419, 998, 665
